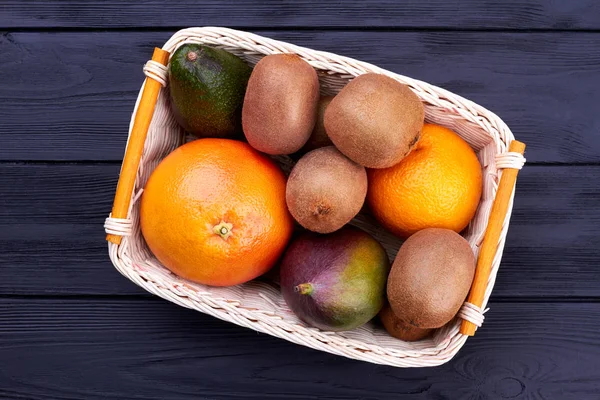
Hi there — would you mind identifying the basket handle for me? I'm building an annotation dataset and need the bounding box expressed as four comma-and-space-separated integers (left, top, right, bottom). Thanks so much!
106, 47, 170, 245
460, 140, 526, 336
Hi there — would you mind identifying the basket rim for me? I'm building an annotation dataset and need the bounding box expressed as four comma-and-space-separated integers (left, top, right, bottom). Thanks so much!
106, 27, 521, 368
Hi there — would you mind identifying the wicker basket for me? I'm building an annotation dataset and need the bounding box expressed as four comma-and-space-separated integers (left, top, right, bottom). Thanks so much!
104, 27, 526, 368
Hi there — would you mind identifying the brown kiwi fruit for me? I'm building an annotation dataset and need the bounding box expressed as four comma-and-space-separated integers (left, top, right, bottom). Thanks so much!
299, 95, 334, 153
286, 146, 367, 233
379, 304, 432, 341
387, 228, 475, 329
324, 73, 424, 168
242, 54, 319, 155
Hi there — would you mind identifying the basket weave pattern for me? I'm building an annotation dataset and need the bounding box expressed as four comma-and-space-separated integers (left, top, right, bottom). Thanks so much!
105, 27, 525, 367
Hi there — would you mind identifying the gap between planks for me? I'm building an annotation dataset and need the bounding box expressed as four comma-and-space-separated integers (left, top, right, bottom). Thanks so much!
5, 26, 600, 33
3, 294, 600, 303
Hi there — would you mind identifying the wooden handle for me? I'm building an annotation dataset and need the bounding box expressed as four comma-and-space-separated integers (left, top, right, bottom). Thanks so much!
106, 47, 170, 244
460, 140, 526, 336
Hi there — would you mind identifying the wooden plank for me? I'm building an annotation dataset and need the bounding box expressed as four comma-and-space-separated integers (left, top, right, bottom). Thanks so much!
2, 0, 600, 29
0, 163, 147, 295
0, 223, 149, 296
0, 298, 598, 399
0, 164, 598, 297
1, 31, 600, 163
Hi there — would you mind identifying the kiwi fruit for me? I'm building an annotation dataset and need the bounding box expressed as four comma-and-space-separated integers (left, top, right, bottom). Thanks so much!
324, 73, 424, 168
299, 95, 334, 153
242, 54, 319, 155
379, 304, 433, 341
286, 146, 367, 233
387, 228, 475, 329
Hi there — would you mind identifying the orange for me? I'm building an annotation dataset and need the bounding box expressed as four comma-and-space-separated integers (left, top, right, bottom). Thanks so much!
367, 124, 482, 238
140, 138, 294, 286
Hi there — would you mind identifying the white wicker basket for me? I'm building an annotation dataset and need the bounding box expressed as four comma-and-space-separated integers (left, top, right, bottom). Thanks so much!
105, 27, 526, 368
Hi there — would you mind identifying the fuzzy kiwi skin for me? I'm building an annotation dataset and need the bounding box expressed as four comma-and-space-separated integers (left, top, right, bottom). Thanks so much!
242, 54, 319, 155
286, 146, 367, 233
387, 228, 475, 329
379, 304, 432, 341
299, 95, 334, 154
324, 73, 424, 168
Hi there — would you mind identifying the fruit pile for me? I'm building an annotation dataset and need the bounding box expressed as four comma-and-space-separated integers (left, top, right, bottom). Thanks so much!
140, 44, 483, 341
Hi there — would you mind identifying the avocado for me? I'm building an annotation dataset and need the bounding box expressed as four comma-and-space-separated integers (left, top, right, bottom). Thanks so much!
169, 44, 252, 138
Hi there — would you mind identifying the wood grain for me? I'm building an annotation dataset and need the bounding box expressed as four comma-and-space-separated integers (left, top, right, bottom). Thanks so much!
1, 31, 600, 162
2, 0, 600, 29
0, 298, 598, 399
1, 164, 598, 297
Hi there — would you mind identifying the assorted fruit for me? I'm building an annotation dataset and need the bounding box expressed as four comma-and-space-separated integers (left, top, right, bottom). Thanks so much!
140, 45, 483, 341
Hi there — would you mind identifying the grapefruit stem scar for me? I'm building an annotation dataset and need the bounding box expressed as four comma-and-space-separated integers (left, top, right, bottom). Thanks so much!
295, 283, 314, 296
213, 220, 233, 240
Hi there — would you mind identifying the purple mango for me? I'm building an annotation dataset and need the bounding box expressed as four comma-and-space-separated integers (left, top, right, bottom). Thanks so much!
280, 226, 390, 331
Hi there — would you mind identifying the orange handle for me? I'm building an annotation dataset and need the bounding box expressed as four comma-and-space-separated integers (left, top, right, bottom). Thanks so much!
106, 47, 170, 244
460, 140, 526, 336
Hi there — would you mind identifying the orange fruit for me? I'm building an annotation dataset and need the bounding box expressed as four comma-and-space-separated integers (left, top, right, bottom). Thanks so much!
367, 124, 482, 238
140, 138, 294, 286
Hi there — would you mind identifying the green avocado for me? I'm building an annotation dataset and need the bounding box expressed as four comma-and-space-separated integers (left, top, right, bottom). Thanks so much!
168, 44, 252, 138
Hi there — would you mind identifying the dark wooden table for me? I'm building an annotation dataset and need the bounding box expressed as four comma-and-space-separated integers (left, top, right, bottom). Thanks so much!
2, 2, 600, 399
